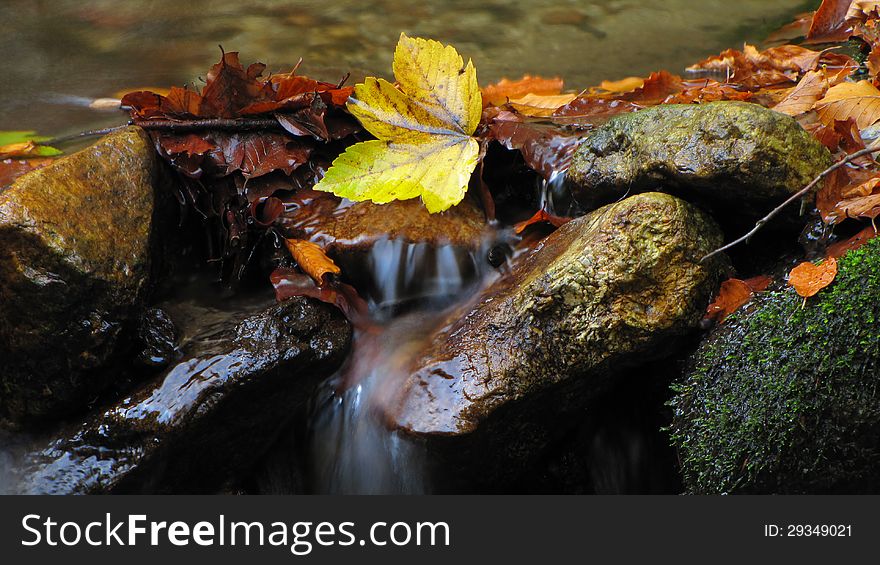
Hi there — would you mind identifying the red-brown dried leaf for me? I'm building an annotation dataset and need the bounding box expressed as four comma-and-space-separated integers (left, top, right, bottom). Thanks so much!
270, 267, 370, 327
513, 209, 572, 234
817, 166, 880, 223
704, 278, 755, 323
553, 70, 683, 125
667, 79, 753, 104
249, 196, 284, 227
159, 133, 216, 156
209, 133, 312, 178
826, 224, 879, 258
200, 52, 275, 118
0, 158, 52, 187
481, 75, 565, 107
163, 86, 204, 116
806, 0, 855, 43
486, 118, 581, 180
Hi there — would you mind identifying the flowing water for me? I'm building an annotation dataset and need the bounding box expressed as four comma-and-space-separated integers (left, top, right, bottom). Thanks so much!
2, 0, 814, 493
308, 234, 503, 494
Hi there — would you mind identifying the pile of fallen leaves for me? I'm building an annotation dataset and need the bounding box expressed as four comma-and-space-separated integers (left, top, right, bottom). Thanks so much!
6, 1, 880, 321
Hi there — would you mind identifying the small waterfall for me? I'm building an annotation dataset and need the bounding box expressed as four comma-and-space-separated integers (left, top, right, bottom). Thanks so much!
307, 235, 499, 494
538, 169, 581, 218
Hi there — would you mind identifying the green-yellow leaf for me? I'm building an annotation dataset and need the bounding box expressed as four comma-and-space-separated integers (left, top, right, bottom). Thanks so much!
0, 131, 61, 159
314, 33, 481, 213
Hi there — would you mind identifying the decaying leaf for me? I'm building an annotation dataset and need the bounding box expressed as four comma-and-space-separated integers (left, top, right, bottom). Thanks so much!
595, 76, 645, 94
814, 80, 880, 128
507, 93, 577, 117
826, 224, 879, 258
270, 267, 370, 326
788, 257, 838, 298
513, 209, 571, 234
807, 0, 856, 43
315, 34, 482, 213
773, 69, 834, 116
704, 276, 773, 323
284, 238, 341, 283
485, 114, 581, 180
481, 75, 564, 107
553, 71, 683, 125
0, 158, 53, 187
687, 43, 854, 90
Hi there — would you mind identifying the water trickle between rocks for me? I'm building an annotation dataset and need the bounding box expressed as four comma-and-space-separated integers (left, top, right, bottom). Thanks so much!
306, 231, 503, 494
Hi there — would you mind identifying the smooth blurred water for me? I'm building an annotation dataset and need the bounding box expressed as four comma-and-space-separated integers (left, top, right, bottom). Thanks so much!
0, 0, 810, 135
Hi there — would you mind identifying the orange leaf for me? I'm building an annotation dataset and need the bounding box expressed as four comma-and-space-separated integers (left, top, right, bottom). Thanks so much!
507, 93, 577, 117
773, 70, 832, 116
596, 76, 645, 94
818, 168, 880, 223
742, 275, 773, 292
113, 86, 171, 98
704, 278, 764, 323
813, 80, 880, 129
481, 75, 564, 107
284, 238, 341, 284
513, 209, 571, 234
788, 258, 838, 298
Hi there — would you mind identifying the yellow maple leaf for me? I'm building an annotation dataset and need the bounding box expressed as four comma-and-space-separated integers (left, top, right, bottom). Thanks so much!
314, 33, 482, 213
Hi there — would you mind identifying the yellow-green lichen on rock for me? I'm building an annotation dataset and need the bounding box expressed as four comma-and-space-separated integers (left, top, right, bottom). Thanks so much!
566, 102, 833, 226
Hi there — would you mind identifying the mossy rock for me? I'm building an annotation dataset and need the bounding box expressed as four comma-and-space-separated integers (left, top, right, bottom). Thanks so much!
565, 102, 833, 227
670, 237, 880, 493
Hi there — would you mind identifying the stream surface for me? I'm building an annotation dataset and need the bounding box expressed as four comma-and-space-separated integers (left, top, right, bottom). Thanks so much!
2, 0, 812, 494
2, 0, 809, 136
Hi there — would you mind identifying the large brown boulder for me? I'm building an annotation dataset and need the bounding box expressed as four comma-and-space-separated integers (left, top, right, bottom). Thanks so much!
382, 192, 725, 487
0, 127, 163, 426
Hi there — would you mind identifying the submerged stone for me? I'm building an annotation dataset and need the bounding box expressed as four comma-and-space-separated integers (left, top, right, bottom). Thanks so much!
8, 297, 351, 494
565, 102, 833, 225
383, 192, 724, 485
670, 237, 880, 494
0, 127, 165, 426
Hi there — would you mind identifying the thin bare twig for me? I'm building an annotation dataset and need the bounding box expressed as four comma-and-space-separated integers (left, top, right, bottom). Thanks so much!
134, 117, 282, 132
41, 116, 296, 148
45, 125, 129, 145
701, 145, 880, 262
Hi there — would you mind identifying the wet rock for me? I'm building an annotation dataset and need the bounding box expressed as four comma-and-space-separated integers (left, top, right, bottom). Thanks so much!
136, 308, 178, 369
670, 238, 880, 494
8, 296, 351, 494
0, 127, 164, 426
385, 192, 724, 486
565, 102, 833, 226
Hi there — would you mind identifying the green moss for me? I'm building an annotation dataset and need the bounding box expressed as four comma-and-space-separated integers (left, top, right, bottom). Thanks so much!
669, 237, 880, 493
